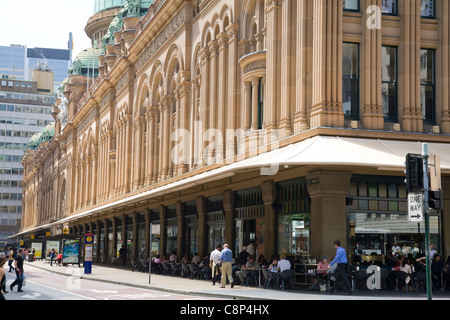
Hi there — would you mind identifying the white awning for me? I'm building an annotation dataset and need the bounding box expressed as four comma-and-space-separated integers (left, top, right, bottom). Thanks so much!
231, 135, 450, 171
13, 135, 450, 237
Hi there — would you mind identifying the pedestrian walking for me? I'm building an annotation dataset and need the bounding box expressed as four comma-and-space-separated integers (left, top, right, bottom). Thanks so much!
0, 256, 7, 300
328, 240, 351, 295
10, 248, 24, 292
219, 243, 234, 288
209, 245, 221, 285
49, 248, 56, 266
7, 248, 15, 272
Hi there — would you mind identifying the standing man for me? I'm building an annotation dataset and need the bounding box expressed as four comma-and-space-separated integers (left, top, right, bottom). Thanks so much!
209, 245, 221, 286
329, 240, 351, 295
219, 244, 234, 288
10, 248, 24, 292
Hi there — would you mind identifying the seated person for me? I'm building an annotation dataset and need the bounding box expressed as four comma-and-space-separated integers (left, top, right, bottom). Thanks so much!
413, 256, 427, 291
56, 253, 63, 266
236, 256, 258, 286
277, 254, 291, 272
317, 257, 330, 289
431, 254, 443, 290
264, 258, 278, 289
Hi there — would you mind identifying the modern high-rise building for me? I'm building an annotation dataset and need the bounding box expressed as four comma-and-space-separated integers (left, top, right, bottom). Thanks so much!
0, 35, 72, 94
0, 68, 55, 242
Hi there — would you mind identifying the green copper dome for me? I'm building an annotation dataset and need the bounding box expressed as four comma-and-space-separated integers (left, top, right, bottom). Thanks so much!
101, 0, 154, 48
68, 48, 102, 76
94, 0, 126, 14
26, 122, 56, 150
94, 0, 153, 14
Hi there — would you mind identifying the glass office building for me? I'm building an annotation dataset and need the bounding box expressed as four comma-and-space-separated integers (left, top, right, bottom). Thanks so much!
0, 43, 71, 94
0, 78, 54, 242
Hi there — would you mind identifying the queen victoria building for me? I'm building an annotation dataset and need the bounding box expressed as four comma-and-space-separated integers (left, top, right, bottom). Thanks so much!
17, 0, 450, 269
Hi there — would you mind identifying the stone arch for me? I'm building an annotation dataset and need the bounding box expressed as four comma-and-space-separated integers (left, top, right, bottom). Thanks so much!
135, 73, 150, 117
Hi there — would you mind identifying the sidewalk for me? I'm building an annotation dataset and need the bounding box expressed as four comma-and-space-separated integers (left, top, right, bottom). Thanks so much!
24, 260, 450, 300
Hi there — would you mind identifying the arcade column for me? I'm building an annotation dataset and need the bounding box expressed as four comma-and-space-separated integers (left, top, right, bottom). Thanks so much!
306, 171, 351, 260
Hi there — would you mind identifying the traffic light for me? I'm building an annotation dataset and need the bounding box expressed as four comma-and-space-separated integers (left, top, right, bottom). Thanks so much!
405, 153, 424, 193
429, 190, 443, 210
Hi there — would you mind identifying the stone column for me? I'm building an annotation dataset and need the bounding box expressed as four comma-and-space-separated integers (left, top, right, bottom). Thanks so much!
265, 0, 282, 132
226, 23, 240, 159
176, 201, 185, 258
295, 0, 311, 132
362, 0, 383, 129
251, 78, 260, 130
280, 0, 294, 137
243, 81, 252, 131
261, 181, 276, 258
399, 0, 422, 132
132, 212, 138, 263
159, 205, 167, 258
223, 190, 235, 253
103, 218, 108, 264
96, 220, 101, 263
144, 208, 151, 261
438, 1, 450, 133
306, 171, 351, 261
311, 0, 344, 128
196, 196, 207, 257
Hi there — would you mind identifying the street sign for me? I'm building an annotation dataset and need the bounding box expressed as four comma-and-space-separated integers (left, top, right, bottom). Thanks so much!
408, 192, 423, 222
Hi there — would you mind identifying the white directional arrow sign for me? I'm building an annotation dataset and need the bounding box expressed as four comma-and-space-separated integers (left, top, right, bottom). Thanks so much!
408, 193, 424, 223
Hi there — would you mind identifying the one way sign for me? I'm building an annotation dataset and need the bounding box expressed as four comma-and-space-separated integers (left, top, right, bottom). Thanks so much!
408, 193, 424, 223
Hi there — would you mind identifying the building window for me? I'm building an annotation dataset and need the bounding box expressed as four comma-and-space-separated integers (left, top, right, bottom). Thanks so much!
342, 43, 359, 119
381, 46, 398, 121
258, 78, 264, 130
420, 49, 436, 123
276, 179, 311, 256
343, 0, 359, 11
420, 0, 435, 18
348, 176, 441, 262
382, 0, 398, 15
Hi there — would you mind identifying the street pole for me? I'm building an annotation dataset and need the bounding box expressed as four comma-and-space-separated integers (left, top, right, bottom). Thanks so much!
422, 143, 432, 301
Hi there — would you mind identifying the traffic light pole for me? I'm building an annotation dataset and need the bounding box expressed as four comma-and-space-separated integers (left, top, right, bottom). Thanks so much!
422, 143, 432, 301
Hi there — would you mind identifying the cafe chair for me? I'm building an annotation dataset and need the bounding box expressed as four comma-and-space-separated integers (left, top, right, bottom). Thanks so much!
277, 269, 294, 290
181, 263, 191, 278
262, 269, 274, 289
189, 264, 201, 279
162, 261, 171, 275
353, 270, 368, 291
394, 271, 411, 292
170, 262, 182, 276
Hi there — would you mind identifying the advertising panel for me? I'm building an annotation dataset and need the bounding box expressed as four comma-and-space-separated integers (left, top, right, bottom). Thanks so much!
45, 241, 60, 260
31, 242, 42, 259
62, 239, 80, 264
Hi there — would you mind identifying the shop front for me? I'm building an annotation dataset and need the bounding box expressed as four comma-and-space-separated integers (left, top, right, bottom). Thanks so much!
348, 175, 442, 264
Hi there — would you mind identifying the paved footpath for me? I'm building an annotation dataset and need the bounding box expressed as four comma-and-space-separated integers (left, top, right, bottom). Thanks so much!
24, 260, 450, 300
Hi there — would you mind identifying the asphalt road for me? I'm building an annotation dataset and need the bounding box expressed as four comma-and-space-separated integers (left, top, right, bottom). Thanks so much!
2, 264, 220, 301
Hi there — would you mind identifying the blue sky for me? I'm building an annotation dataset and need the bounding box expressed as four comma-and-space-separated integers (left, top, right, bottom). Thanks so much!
0, 0, 94, 60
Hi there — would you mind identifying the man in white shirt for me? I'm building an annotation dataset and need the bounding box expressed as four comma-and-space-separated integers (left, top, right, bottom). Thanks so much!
209, 245, 221, 285
277, 254, 291, 272
191, 253, 202, 265
169, 251, 177, 262
246, 241, 255, 256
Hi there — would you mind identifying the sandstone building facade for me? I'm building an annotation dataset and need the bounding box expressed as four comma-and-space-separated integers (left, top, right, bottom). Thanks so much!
18, 0, 450, 267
